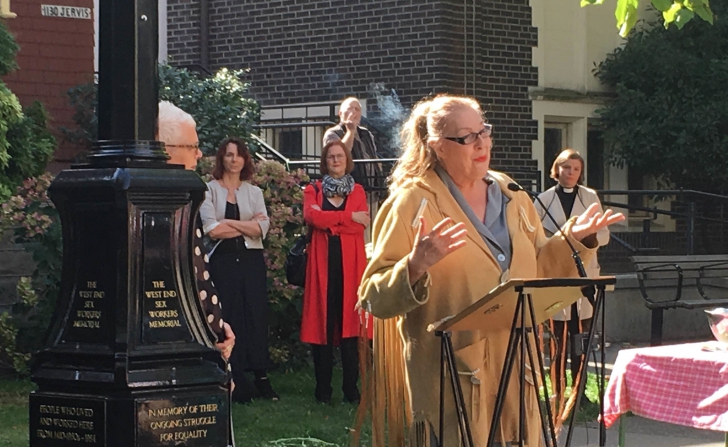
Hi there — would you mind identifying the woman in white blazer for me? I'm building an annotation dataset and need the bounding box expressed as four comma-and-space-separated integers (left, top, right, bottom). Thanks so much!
534, 149, 610, 395
200, 137, 278, 403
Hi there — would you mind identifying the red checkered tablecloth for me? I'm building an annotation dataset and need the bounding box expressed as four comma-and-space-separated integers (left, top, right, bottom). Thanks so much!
603, 342, 728, 431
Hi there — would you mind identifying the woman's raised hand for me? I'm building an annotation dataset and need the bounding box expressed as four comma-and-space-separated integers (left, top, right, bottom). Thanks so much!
571, 202, 625, 242
407, 217, 468, 285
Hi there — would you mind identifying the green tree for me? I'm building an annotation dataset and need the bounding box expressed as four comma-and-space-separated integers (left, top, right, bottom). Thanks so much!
582, 0, 714, 37
0, 21, 56, 200
64, 64, 260, 157
595, 1, 728, 192
159, 65, 260, 155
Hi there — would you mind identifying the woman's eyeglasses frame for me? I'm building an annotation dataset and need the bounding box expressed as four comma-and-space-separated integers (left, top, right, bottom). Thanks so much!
443, 124, 493, 145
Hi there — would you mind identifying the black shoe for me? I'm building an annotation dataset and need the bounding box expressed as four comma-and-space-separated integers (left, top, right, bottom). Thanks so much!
315, 392, 332, 404
343, 388, 361, 405
315, 381, 333, 404
254, 377, 279, 401
231, 377, 259, 404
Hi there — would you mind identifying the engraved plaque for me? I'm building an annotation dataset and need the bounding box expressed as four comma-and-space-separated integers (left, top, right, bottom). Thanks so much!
29, 394, 106, 446
136, 392, 228, 446
141, 212, 192, 343
61, 207, 114, 343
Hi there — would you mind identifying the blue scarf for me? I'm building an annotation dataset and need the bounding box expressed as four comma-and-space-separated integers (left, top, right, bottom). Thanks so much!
322, 174, 355, 198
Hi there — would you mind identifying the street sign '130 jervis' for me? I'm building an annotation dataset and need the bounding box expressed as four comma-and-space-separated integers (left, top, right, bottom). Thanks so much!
41, 4, 91, 19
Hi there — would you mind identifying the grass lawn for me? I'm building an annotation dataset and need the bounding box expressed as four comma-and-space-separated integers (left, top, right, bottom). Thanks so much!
0, 368, 602, 447
0, 379, 33, 447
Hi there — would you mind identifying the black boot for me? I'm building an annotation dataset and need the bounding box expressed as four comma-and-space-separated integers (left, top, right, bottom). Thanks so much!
341, 337, 360, 404
253, 371, 279, 401
312, 344, 333, 403
231, 375, 259, 404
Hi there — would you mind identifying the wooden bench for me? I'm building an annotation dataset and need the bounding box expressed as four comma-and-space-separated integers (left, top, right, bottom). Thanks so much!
631, 255, 728, 346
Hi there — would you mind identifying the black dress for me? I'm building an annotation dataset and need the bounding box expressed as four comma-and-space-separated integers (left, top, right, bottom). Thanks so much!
311, 196, 360, 403
208, 202, 272, 378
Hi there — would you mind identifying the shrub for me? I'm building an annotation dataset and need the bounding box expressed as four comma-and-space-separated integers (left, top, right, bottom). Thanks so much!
159, 65, 260, 155
253, 161, 309, 367
0, 22, 56, 200
0, 19, 18, 76
59, 81, 97, 152
0, 174, 60, 375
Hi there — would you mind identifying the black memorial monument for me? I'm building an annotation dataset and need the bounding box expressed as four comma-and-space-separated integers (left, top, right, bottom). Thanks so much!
28, 1, 230, 446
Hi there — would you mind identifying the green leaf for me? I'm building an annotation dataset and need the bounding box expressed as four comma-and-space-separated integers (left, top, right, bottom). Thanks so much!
617, 0, 640, 37
616, 0, 640, 36
663, 2, 682, 25
674, 8, 695, 29
615, 0, 629, 28
693, 5, 715, 24
580, 0, 603, 6
651, 0, 674, 12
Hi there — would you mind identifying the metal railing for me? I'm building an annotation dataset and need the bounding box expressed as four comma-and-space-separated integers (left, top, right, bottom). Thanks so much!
256, 121, 336, 162
596, 189, 728, 255
253, 127, 728, 269
588, 189, 728, 272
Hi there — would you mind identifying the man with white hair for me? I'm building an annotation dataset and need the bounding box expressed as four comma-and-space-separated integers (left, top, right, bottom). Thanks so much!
157, 101, 235, 358
323, 97, 383, 191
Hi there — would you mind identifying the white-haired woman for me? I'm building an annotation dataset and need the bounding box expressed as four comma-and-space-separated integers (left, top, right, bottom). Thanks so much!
357, 94, 624, 446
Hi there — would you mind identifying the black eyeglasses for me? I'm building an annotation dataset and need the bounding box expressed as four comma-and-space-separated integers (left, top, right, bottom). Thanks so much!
166, 143, 200, 150
444, 124, 493, 145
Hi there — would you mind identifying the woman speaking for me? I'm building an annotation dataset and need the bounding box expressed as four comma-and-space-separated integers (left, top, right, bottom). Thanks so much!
358, 95, 624, 447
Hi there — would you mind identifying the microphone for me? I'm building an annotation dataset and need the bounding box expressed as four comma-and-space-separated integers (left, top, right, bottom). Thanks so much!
507, 182, 595, 306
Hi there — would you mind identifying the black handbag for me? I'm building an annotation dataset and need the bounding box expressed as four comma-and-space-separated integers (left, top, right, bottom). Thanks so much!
285, 182, 318, 287
285, 232, 311, 287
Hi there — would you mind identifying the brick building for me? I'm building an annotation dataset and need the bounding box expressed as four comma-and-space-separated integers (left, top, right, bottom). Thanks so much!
2, 0, 95, 170
165, 0, 540, 183
167, 1, 727, 267
165, 2, 690, 240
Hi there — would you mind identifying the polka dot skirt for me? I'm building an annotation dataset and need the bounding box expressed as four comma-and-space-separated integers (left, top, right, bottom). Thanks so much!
194, 219, 224, 341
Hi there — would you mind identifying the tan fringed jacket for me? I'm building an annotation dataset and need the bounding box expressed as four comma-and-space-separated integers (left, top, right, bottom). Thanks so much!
358, 169, 596, 447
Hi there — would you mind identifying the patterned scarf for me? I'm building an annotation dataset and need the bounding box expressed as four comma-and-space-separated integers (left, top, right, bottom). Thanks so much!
322, 174, 355, 198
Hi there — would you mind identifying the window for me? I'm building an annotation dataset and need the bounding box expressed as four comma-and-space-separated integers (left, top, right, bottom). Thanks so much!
587, 129, 605, 190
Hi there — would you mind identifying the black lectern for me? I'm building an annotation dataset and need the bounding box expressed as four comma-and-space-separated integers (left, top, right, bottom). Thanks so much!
432, 276, 616, 447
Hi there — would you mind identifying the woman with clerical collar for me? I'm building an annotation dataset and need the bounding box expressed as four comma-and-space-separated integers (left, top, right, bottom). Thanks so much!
534, 148, 612, 401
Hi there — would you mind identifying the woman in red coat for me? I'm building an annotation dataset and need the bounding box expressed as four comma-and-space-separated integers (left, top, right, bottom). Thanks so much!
301, 140, 371, 404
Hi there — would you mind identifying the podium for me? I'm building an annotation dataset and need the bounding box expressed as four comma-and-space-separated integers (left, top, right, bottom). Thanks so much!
431, 277, 616, 447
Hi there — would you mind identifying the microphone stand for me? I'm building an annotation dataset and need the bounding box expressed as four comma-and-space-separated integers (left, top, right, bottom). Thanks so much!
507, 183, 594, 306
508, 182, 608, 447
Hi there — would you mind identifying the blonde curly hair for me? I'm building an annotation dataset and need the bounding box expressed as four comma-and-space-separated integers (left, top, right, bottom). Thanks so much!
389, 94, 483, 191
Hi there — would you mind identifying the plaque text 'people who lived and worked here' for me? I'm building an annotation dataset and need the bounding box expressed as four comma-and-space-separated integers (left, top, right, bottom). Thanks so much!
32, 400, 103, 445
